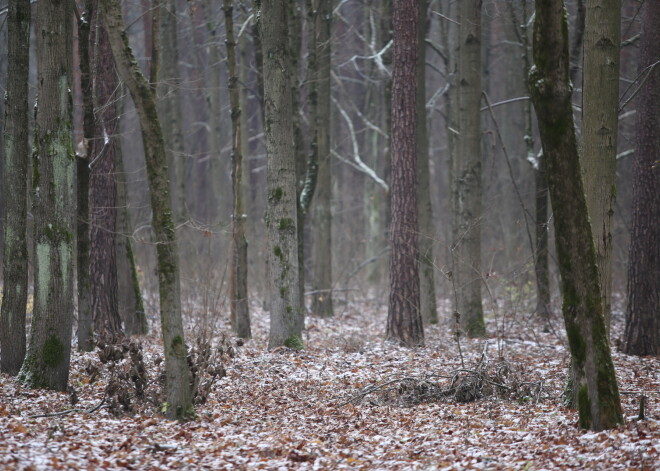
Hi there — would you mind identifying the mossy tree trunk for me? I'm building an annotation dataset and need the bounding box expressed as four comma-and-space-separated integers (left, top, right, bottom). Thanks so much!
529, 0, 623, 431
18, 0, 76, 391
102, 0, 193, 420
622, 0, 660, 356
224, 0, 251, 339
581, 0, 621, 334
89, 2, 122, 339
308, 0, 333, 318
387, 0, 423, 347
259, 0, 303, 350
416, 0, 438, 325
452, 0, 485, 337
1, 0, 30, 375
158, 0, 186, 224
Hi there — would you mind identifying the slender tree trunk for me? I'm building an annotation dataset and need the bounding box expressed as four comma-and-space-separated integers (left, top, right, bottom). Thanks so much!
224, 0, 251, 339
158, 0, 186, 223
309, 0, 333, 318
622, 0, 660, 356
103, 0, 193, 420
19, 0, 76, 391
1, 0, 31, 375
115, 128, 148, 337
416, 0, 437, 325
529, 0, 623, 431
453, 0, 485, 337
387, 0, 423, 347
581, 0, 621, 334
89, 4, 122, 339
259, 0, 303, 349
206, 2, 224, 224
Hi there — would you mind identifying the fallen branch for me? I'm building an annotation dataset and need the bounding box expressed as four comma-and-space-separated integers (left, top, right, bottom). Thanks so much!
27, 396, 107, 419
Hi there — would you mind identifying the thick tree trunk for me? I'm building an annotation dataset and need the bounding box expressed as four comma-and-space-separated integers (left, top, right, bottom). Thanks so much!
1, 0, 31, 375
103, 0, 193, 420
581, 0, 621, 333
19, 0, 76, 391
529, 0, 623, 431
387, 0, 423, 347
453, 0, 485, 337
416, 0, 438, 325
259, 0, 303, 349
89, 6, 122, 339
224, 0, 251, 339
309, 0, 333, 318
622, 0, 660, 356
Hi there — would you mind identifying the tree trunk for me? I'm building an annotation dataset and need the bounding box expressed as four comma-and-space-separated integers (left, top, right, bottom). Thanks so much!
416, 0, 437, 325
77, 0, 94, 352
1, 0, 30, 375
19, 0, 76, 391
309, 0, 333, 318
259, 0, 303, 349
89, 5, 122, 339
529, 0, 623, 431
581, 0, 621, 333
387, 0, 423, 347
102, 0, 193, 420
224, 0, 251, 339
622, 0, 660, 356
158, 0, 186, 224
453, 0, 485, 337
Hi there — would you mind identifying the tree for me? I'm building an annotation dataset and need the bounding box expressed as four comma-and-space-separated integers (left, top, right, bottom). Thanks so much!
88, 2, 122, 338
102, 0, 194, 420
18, 0, 76, 391
452, 0, 485, 337
259, 0, 303, 349
224, 0, 251, 339
1, 0, 30, 375
416, 0, 438, 325
622, 0, 660, 356
529, 0, 623, 430
386, 0, 423, 347
308, 0, 334, 318
581, 0, 621, 332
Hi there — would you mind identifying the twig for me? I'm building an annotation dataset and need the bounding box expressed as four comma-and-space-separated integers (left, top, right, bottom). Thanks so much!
27, 396, 107, 419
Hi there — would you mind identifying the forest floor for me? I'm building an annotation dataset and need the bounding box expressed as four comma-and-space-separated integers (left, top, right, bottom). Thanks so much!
1, 293, 658, 470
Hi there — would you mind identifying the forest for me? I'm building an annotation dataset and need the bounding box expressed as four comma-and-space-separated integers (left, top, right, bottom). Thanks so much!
0, 0, 658, 469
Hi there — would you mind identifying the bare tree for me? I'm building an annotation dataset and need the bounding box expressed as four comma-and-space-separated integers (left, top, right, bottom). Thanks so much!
387, 0, 423, 347
102, 0, 194, 420
452, 0, 485, 337
529, 0, 623, 430
259, 0, 304, 349
224, 0, 251, 339
622, 0, 660, 356
19, 0, 76, 391
581, 0, 621, 332
1, 0, 30, 375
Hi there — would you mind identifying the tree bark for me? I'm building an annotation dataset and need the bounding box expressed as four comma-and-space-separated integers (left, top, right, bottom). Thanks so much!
1, 0, 31, 375
622, 0, 660, 356
581, 0, 621, 333
416, 0, 438, 325
529, 0, 623, 431
224, 0, 251, 339
19, 0, 76, 391
259, 0, 303, 349
89, 4, 122, 339
453, 0, 485, 337
309, 0, 334, 318
387, 0, 423, 347
102, 0, 193, 420
158, 0, 186, 224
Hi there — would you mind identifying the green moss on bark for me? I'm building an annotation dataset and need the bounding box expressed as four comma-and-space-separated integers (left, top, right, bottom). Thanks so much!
42, 335, 65, 367
284, 335, 304, 350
